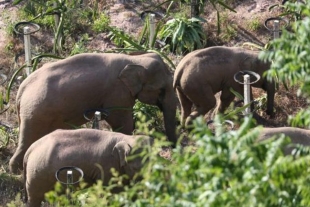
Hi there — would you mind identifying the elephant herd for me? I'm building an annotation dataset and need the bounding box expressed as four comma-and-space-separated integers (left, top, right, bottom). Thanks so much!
8, 46, 310, 206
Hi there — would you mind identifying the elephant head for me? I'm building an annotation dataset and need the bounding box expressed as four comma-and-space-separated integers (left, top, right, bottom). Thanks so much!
239, 52, 275, 117
119, 64, 177, 146
112, 140, 143, 179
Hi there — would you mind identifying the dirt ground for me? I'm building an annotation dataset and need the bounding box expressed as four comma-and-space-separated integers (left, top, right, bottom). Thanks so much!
0, 0, 309, 205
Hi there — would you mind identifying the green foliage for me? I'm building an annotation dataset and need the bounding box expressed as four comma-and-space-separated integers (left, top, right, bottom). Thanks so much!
133, 100, 164, 132
259, 1, 310, 127
179, 0, 236, 34
6, 1, 310, 206
0, 126, 18, 150
260, 2, 310, 86
219, 25, 237, 42
106, 26, 176, 70
269, 0, 304, 21
6, 54, 63, 103
246, 17, 262, 32
92, 13, 110, 33
158, 16, 207, 55
218, 11, 237, 42
14, 0, 100, 54
0, 127, 10, 149
70, 34, 90, 55
107, 27, 136, 48
6, 194, 25, 207
45, 116, 310, 206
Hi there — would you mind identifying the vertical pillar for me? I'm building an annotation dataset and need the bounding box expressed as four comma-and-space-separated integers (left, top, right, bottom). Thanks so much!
23, 27, 31, 76
66, 170, 73, 200
273, 20, 280, 39
92, 111, 101, 129
244, 74, 251, 115
149, 14, 155, 48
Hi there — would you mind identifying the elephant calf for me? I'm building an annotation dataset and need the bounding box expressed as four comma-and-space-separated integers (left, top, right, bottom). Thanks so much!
173, 46, 275, 127
258, 127, 310, 155
23, 129, 150, 207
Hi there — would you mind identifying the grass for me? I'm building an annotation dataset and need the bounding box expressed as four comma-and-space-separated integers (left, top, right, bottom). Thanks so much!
218, 11, 238, 42
0, 173, 23, 206
246, 17, 262, 32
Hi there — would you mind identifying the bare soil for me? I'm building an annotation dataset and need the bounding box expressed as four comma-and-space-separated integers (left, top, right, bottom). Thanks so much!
0, 0, 309, 206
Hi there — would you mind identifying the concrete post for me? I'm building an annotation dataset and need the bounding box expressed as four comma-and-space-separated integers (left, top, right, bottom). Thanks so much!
244, 74, 251, 115
273, 20, 280, 39
149, 14, 155, 48
92, 111, 101, 129
66, 170, 73, 200
23, 27, 31, 76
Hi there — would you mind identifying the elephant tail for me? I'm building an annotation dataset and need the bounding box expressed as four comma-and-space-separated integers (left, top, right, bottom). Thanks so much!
23, 152, 30, 203
173, 69, 182, 90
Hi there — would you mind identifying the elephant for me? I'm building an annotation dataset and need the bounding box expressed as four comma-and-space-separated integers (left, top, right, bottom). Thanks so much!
258, 127, 310, 155
9, 52, 177, 174
173, 46, 275, 127
23, 128, 150, 207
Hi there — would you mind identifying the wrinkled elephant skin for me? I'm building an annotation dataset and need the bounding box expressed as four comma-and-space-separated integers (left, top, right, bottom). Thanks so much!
258, 127, 310, 155
173, 46, 275, 127
10, 52, 177, 174
23, 129, 150, 207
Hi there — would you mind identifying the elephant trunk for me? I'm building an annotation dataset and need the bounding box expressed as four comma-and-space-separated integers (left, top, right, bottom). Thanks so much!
161, 89, 178, 147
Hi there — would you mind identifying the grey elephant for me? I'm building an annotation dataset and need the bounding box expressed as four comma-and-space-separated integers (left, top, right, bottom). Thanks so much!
10, 52, 177, 174
173, 46, 275, 127
23, 128, 150, 207
258, 127, 310, 155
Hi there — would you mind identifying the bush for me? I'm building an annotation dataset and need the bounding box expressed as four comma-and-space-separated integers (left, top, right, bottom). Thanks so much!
260, 1, 310, 128
45, 115, 310, 206
92, 13, 110, 33
158, 16, 207, 55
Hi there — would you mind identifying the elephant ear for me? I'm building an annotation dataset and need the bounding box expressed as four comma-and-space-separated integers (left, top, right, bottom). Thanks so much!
119, 64, 146, 97
240, 56, 257, 70
112, 141, 132, 167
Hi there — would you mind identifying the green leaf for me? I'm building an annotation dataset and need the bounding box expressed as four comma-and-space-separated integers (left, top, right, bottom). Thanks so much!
12, 0, 25, 5
6, 65, 26, 102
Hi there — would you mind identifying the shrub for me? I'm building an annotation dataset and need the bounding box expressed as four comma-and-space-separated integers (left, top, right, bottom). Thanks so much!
260, 0, 310, 128
158, 16, 207, 55
44, 115, 310, 206
92, 13, 110, 33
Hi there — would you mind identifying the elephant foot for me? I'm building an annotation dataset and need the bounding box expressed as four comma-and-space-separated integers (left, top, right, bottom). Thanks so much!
266, 110, 275, 119
9, 157, 23, 174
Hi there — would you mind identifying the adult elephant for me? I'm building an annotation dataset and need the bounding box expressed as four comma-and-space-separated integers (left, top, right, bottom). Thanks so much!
9, 52, 177, 174
173, 46, 275, 127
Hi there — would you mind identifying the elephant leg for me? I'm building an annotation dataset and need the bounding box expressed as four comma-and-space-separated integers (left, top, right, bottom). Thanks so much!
176, 87, 192, 127
185, 86, 217, 127
263, 80, 275, 117
26, 177, 50, 207
106, 110, 134, 134
9, 118, 60, 173
27, 199, 43, 207
219, 87, 240, 114
27, 192, 44, 207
